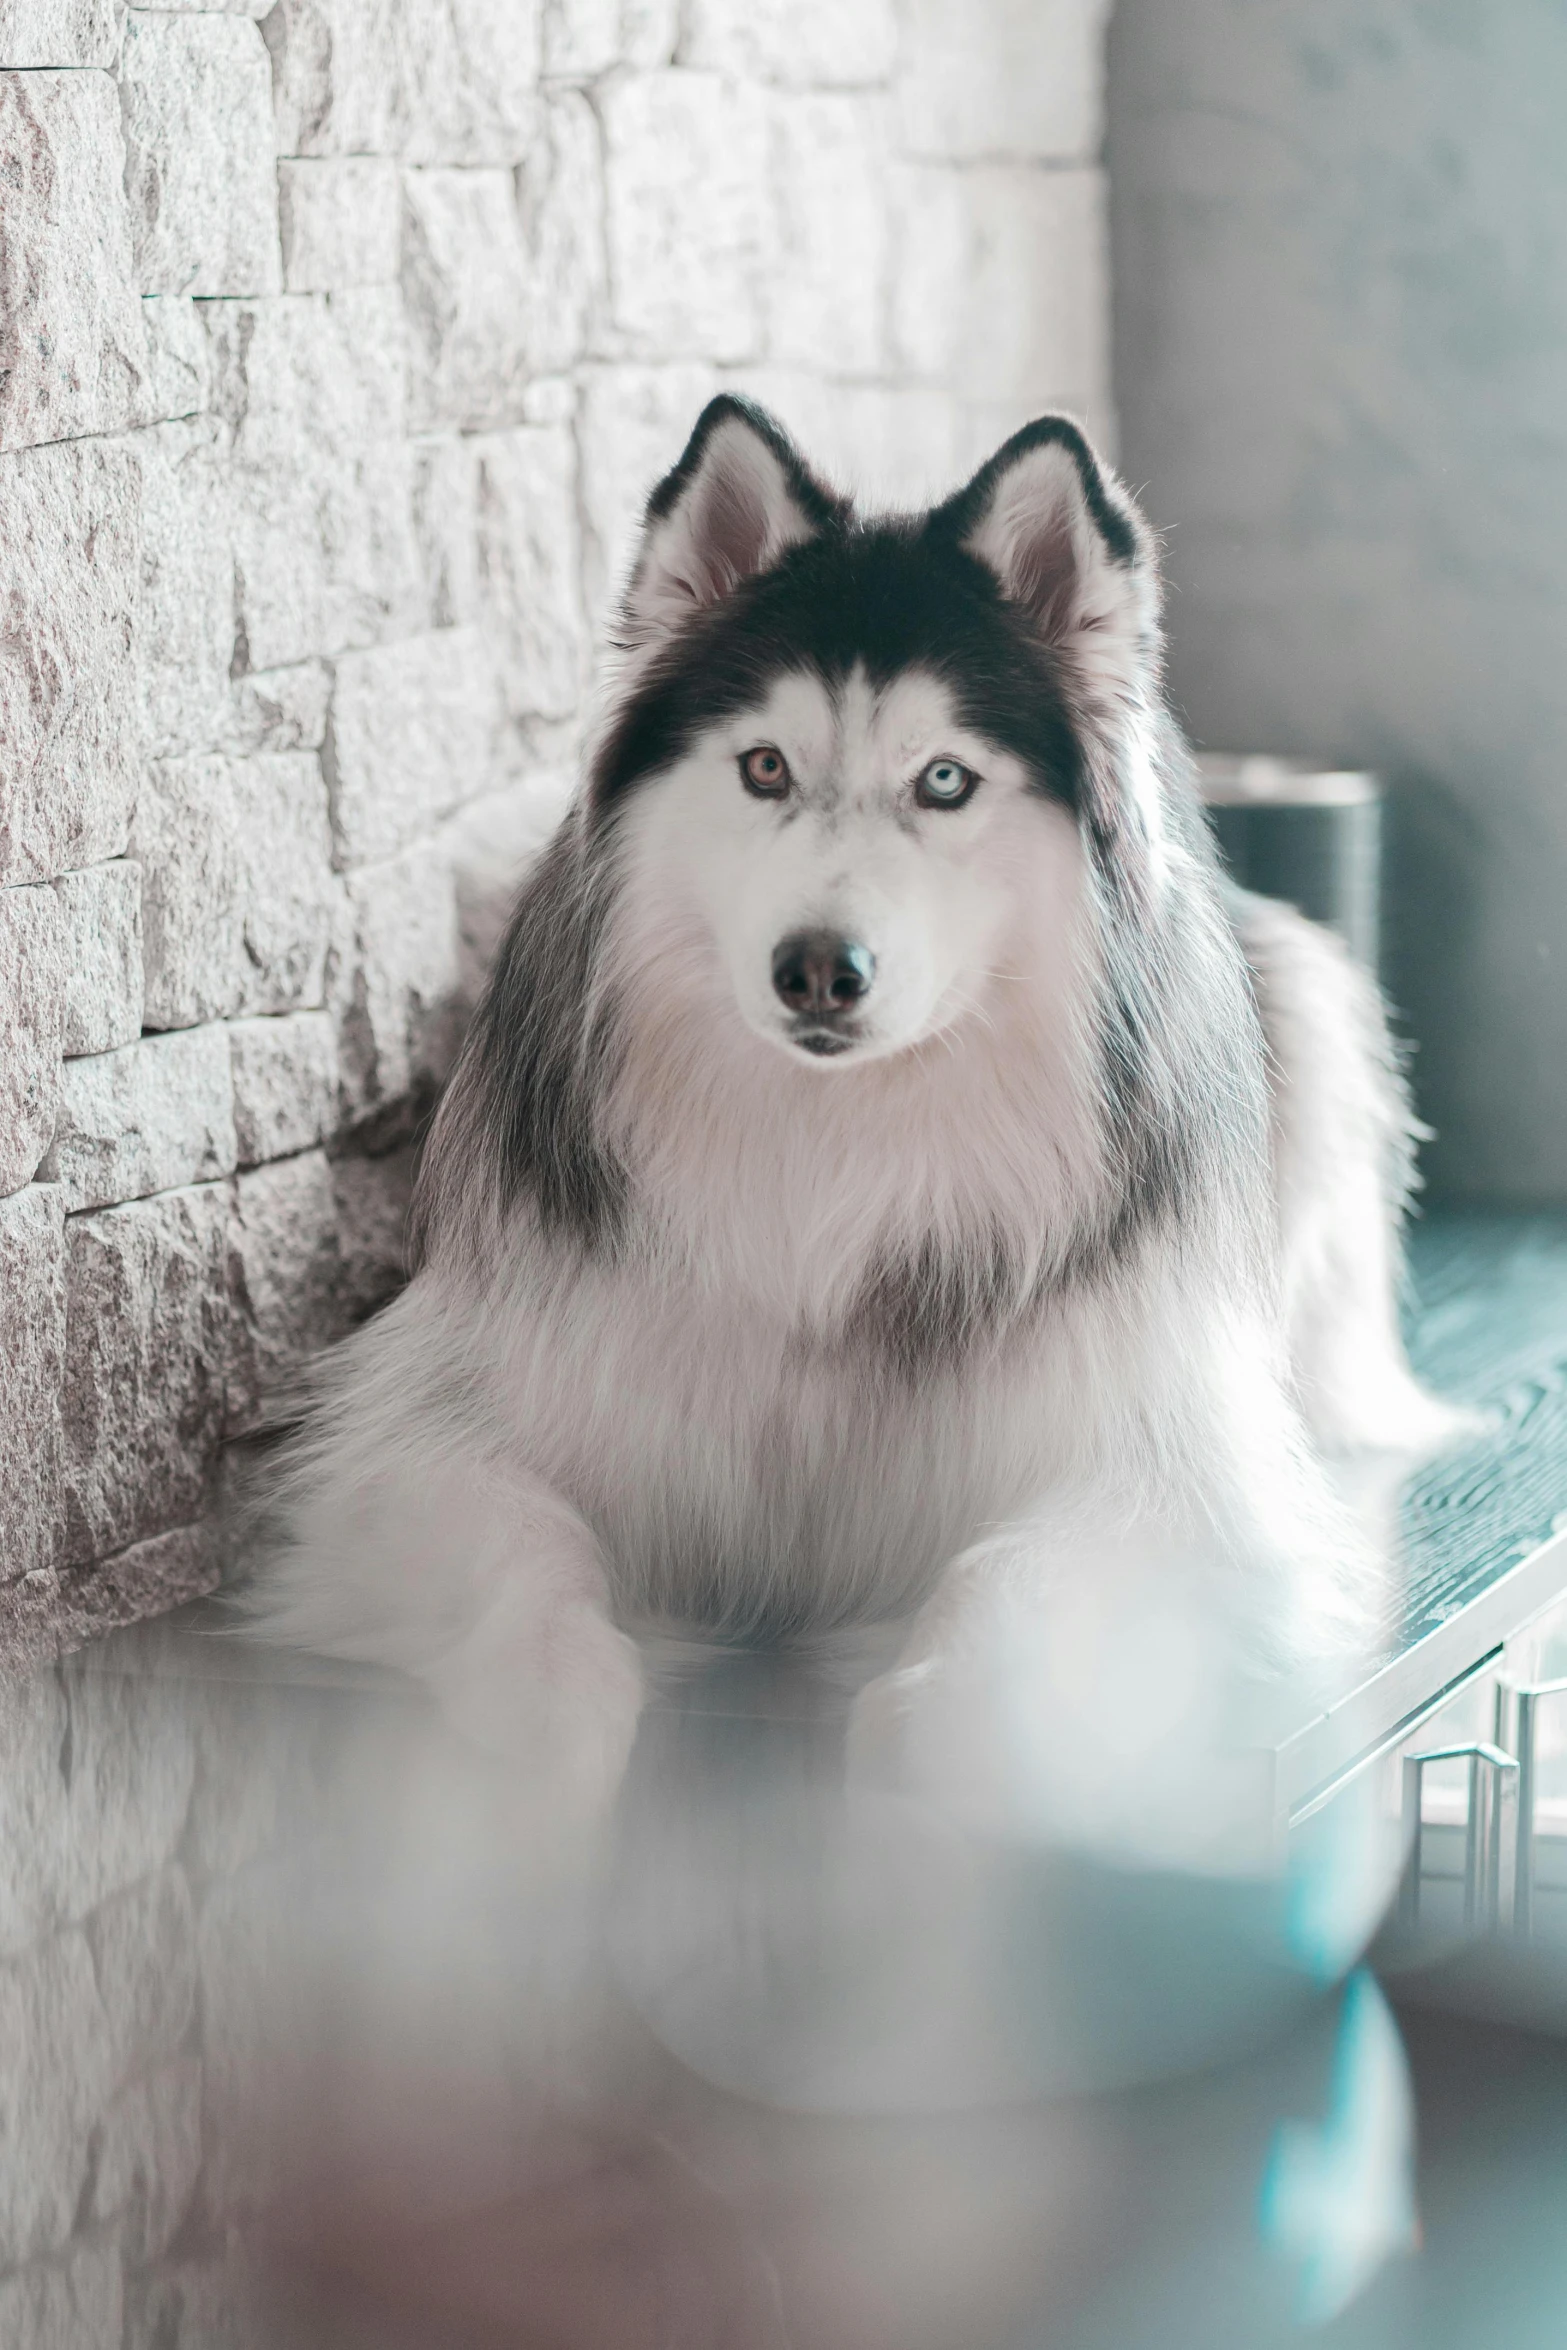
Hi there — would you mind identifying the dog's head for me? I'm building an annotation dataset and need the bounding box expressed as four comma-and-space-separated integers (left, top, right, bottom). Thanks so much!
591, 397, 1164, 1069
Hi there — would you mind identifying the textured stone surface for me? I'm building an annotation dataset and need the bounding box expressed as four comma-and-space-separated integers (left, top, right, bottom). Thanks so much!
0, 71, 150, 451
898, 0, 1109, 161
893, 163, 1111, 426
0, 0, 123, 68
228, 1011, 338, 1166
402, 167, 534, 431
133, 754, 340, 1029
335, 848, 461, 1115
57, 1522, 221, 1651
227, 1149, 343, 1429
0, 2237, 121, 2350
61, 1183, 231, 1565
513, 88, 604, 376
471, 426, 587, 727
0, 1661, 198, 1953
682, 0, 899, 87
767, 94, 891, 377
279, 157, 400, 291
52, 860, 143, 1058
225, 660, 332, 756
445, 768, 568, 1007
265, 0, 542, 162
44, 1028, 237, 1214
136, 415, 235, 763
599, 73, 769, 361
0, 884, 65, 1195
202, 291, 422, 669
0, 1185, 66, 1583
0, 436, 142, 886
332, 1142, 416, 1321
137, 294, 210, 421
0, 1928, 115, 2263
576, 360, 718, 615
93, 2057, 202, 2265
118, 13, 282, 297
326, 626, 503, 867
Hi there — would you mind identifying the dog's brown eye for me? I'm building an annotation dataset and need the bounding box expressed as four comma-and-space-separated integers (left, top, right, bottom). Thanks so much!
741, 746, 791, 798
916, 757, 977, 810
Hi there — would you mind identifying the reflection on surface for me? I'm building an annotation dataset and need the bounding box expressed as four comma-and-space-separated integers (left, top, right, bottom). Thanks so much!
0, 1596, 1561, 2350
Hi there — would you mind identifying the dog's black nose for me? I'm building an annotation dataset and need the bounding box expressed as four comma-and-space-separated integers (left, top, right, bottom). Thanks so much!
771, 931, 876, 1017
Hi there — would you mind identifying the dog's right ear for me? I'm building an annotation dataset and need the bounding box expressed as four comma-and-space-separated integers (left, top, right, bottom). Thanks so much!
623, 397, 843, 648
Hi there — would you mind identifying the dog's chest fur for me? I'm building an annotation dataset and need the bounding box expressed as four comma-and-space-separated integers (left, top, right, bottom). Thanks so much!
484, 1245, 1103, 1641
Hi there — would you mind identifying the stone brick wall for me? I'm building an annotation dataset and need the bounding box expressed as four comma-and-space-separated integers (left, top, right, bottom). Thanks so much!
0, 0, 1112, 1664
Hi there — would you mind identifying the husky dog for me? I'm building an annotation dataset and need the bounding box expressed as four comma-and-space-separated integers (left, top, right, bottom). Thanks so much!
258, 400, 1453, 1798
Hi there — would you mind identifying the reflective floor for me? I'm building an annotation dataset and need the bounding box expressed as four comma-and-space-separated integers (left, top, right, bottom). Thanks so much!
2, 1609, 1566, 2350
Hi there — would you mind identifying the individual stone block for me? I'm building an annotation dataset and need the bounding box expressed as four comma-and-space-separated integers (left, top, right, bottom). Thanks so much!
57, 1521, 221, 1650
0, 70, 151, 450
334, 848, 461, 1114
262, 0, 404, 156
599, 72, 769, 362
52, 859, 143, 1057
326, 627, 503, 866
332, 1143, 415, 1320
225, 659, 332, 755
576, 360, 718, 617
892, 163, 1111, 423
402, 167, 534, 431
278, 156, 400, 290
0, 1184, 66, 1583
61, 1181, 231, 1564
512, 88, 605, 377
228, 1010, 338, 1165
43, 1028, 237, 1214
132, 752, 341, 1029
227, 1149, 344, 1429
541, 0, 618, 77
682, 0, 898, 86
137, 415, 236, 762
201, 291, 422, 668
896, 0, 1110, 163
0, 0, 122, 68
138, 293, 210, 421
397, 0, 542, 164
445, 770, 568, 1008
0, 884, 64, 1194
766, 94, 891, 377
411, 436, 481, 628
0, 2237, 120, 2350
0, 436, 142, 885
472, 427, 587, 727
92, 2056, 202, 2266
119, 13, 283, 297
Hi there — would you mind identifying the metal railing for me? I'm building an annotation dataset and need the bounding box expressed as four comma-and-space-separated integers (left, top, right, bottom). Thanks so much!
1398, 1676, 1567, 1935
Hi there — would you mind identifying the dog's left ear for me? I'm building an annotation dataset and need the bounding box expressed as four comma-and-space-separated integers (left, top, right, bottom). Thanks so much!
623, 395, 845, 649
935, 418, 1159, 704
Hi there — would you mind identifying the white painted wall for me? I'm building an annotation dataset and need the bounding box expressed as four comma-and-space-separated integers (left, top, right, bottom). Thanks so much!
1109, 0, 1567, 1204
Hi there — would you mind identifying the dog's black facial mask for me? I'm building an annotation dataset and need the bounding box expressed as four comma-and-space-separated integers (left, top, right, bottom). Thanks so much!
594, 397, 1161, 838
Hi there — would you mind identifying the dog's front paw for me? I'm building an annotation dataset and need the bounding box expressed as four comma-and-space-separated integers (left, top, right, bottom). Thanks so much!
426, 1591, 645, 1823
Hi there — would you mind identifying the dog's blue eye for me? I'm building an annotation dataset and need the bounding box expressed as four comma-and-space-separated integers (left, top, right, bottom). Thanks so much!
916, 757, 977, 809
741, 746, 791, 797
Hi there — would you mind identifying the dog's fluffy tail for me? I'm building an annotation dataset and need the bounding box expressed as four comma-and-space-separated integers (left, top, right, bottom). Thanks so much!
1234, 888, 1471, 1456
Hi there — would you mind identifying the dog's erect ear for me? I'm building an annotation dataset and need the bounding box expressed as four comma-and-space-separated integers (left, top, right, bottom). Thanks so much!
935, 418, 1159, 703
623, 396, 843, 648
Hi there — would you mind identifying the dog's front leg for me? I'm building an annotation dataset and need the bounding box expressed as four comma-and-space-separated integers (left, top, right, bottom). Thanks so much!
417, 1468, 644, 1813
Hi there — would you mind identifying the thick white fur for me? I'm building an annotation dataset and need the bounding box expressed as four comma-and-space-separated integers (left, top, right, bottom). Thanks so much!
256, 415, 1456, 1806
